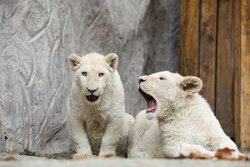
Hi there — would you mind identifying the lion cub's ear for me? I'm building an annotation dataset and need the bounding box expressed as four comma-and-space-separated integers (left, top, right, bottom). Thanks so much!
180, 76, 203, 93
69, 54, 82, 70
104, 53, 118, 71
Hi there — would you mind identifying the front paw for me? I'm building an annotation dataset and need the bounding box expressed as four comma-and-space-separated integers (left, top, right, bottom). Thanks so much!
73, 153, 96, 160
99, 153, 117, 159
215, 148, 246, 160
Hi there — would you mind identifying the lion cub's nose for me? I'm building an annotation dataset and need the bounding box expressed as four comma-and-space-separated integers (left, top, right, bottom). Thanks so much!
87, 88, 98, 93
138, 77, 146, 84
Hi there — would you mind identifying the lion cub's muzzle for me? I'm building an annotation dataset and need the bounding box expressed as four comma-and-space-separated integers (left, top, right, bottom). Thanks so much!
86, 88, 99, 102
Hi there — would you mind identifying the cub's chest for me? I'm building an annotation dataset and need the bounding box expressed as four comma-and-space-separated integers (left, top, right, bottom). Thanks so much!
84, 114, 107, 153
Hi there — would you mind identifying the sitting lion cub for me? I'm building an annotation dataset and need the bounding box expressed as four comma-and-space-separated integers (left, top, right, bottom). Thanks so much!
68, 52, 134, 159
128, 71, 242, 159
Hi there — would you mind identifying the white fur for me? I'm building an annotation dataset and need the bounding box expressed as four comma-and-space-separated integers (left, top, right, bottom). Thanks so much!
128, 71, 241, 158
68, 52, 134, 158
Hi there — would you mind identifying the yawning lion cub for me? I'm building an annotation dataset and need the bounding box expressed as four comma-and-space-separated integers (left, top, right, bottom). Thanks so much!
128, 71, 242, 159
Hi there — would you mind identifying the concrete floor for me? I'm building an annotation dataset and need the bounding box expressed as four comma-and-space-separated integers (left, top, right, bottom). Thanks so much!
0, 153, 249, 167
0, 159, 250, 167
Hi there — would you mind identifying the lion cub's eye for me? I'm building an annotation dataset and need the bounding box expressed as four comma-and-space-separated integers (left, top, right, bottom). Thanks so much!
82, 72, 87, 76
99, 73, 104, 77
159, 77, 165, 80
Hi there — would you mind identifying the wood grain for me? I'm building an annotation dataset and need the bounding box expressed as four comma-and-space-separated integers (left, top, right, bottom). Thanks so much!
240, 0, 250, 149
199, 0, 217, 112
233, 0, 241, 146
216, 0, 234, 137
179, 0, 187, 75
179, 0, 199, 76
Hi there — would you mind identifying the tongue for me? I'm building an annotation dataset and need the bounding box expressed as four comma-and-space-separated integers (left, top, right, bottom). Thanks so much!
146, 99, 156, 113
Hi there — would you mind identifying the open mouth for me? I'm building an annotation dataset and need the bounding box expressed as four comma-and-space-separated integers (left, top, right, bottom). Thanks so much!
86, 95, 99, 102
139, 88, 157, 113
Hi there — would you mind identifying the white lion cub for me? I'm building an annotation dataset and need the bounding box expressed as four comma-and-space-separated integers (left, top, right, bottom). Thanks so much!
128, 71, 242, 159
68, 52, 134, 159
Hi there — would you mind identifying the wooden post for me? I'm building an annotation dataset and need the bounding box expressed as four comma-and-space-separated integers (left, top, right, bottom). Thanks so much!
240, 0, 250, 149
199, 0, 217, 112
216, 0, 234, 137
233, 0, 242, 146
179, 0, 200, 76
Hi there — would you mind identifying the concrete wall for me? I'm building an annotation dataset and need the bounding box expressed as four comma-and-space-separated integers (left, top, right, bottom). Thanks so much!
0, 0, 180, 155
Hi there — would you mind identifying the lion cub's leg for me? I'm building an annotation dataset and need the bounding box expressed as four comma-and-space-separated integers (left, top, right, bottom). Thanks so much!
128, 120, 150, 158
163, 142, 215, 157
209, 135, 244, 158
68, 110, 92, 159
128, 110, 160, 158
99, 114, 124, 156
210, 136, 238, 151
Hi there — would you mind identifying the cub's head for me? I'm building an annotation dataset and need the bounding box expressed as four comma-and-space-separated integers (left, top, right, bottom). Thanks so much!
69, 52, 118, 105
138, 71, 203, 120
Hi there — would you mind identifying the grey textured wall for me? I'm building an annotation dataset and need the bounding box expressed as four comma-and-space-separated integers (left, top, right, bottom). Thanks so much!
0, 0, 180, 155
